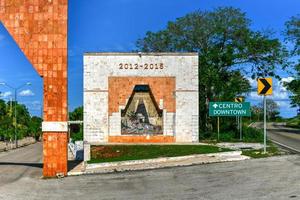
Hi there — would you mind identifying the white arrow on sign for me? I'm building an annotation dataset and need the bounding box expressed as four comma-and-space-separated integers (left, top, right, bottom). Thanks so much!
213, 103, 218, 108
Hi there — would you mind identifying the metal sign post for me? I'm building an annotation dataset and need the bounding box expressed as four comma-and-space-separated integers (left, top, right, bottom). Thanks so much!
234, 97, 245, 140
240, 116, 242, 140
257, 78, 272, 154
237, 116, 239, 133
217, 117, 220, 141
263, 96, 267, 153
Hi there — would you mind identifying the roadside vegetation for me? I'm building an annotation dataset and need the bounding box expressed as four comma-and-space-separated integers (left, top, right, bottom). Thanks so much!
242, 145, 282, 159
89, 145, 231, 164
201, 126, 264, 143
0, 99, 42, 141
69, 106, 83, 142
286, 116, 300, 129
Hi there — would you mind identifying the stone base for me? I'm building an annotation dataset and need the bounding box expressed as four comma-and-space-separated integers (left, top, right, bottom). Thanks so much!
108, 136, 175, 143
43, 132, 68, 177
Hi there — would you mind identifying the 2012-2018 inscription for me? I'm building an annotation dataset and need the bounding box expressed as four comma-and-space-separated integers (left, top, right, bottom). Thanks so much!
119, 63, 164, 70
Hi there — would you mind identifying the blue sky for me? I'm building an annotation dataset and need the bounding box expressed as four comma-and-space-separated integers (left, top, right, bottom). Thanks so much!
0, 0, 299, 118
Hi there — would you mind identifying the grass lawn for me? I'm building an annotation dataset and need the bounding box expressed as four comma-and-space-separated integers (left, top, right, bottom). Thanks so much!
88, 145, 231, 164
242, 145, 281, 158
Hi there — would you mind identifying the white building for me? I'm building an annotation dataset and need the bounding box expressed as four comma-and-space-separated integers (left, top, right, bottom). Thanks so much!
83, 53, 199, 160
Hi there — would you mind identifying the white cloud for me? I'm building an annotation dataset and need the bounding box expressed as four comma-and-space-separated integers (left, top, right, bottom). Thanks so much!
281, 77, 294, 83
272, 92, 289, 100
278, 77, 294, 92
246, 76, 297, 117
247, 78, 256, 88
248, 91, 262, 100
276, 101, 290, 108
269, 77, 294, 101
19, 89, 34, 97
0, 91, 12, 98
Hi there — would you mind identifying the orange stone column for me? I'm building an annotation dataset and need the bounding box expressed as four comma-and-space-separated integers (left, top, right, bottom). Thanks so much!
0, 0, 68, 177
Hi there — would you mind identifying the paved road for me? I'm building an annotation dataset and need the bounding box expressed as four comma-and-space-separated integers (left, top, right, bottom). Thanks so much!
0, 142, 42, 186
253, 122, 300, 152
0, 144, 299, 200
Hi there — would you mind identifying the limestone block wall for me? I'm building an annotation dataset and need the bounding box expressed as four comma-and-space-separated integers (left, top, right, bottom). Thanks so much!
175, 92, 199, 142
84, 53, 198, 145
163, 112, 175, 136
84, 92, 108, 142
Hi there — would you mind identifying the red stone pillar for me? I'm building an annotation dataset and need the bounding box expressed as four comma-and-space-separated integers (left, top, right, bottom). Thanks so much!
0, 0, 69, 177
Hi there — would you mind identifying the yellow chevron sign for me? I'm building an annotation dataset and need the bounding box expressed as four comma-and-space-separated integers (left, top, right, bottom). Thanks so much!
234, 97, 244, 103
258, 78, 272, 95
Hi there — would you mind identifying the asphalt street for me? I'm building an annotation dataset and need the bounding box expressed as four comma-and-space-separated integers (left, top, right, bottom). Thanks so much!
0, 142, 42, 187
253, 122, 300, 152
0, 142, 299, 200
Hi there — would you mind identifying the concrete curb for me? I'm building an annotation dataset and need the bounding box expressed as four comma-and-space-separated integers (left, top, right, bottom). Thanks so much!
68, 151, 250, 176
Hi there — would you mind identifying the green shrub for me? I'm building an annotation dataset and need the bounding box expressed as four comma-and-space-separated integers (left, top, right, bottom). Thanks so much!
242, 126, 264, 142
286, 117, 300, 128
200, 125, 263, 143
71, 131, 83, 142
70, 125, 83, 142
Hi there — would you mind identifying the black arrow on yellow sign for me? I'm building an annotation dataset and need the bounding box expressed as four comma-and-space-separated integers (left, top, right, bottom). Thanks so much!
258, 78, 272, 95
234, 97, 244, 103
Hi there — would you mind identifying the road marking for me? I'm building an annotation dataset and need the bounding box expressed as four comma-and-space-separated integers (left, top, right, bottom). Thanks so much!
248, 122, 254, 127
270, 139, 300, 154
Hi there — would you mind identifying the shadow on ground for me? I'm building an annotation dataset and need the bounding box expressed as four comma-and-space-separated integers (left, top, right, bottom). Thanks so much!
0, 162, 43, 168
0, 161, 83, 171
68, 160, 82, 171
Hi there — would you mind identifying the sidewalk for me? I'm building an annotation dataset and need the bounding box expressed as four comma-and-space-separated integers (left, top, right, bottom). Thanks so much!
68, 151, 250, 176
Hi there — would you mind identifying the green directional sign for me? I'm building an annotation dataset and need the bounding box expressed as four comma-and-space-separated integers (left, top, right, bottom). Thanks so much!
209, 102, 251, 117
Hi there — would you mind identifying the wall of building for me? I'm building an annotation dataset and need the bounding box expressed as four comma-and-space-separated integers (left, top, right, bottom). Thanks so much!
84, 53, 199, 148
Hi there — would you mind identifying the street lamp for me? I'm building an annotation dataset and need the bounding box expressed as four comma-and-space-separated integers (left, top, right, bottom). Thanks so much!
0, 82, 31, 148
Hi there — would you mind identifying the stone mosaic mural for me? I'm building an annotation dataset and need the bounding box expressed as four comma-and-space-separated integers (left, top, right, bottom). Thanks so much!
121, 85, 163, 135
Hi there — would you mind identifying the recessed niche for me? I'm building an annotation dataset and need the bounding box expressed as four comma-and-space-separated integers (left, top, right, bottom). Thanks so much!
121, 85, 163, 135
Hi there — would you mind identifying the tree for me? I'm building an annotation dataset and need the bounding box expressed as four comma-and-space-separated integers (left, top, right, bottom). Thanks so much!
258, 99, 280, 121
251, 105, 263, 121
0, 100, 12, 140
69, 106, 83, 141
285, 15, 300, 107
137, 7, 287, 133
69, 106, 83, 121
28, 116, 42, 141
0, 100, 41, 141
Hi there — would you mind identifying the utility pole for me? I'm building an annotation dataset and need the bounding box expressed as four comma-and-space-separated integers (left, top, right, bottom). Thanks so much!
14, 89, 17, 147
